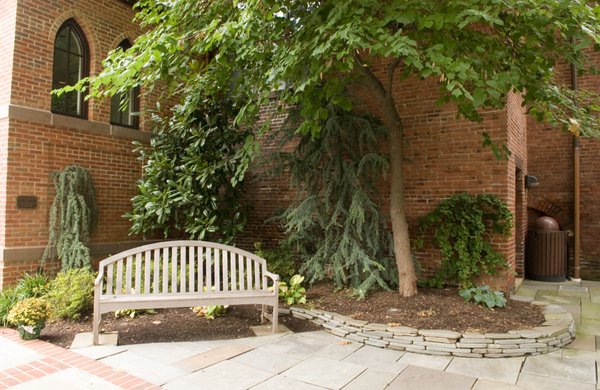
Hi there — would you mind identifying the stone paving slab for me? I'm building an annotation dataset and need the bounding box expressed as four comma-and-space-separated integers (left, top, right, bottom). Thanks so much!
173, 344, 253, 372
99, 349, 189, 385
538, 295, 582, 306
0, 338, 41, 370
535, 290, 559, 299
313, 339, 362, 360
387, 365, 476, 390
446, 356, 524, 385
342, 345, 405, 372
230, 349, 301, 374
398, 352, 452, 371
249, 375, 326, 390
250, 324, 292, 337
70, 332, 118, 349
341, 368, 399, 390
471, 379, 523, 389
521, 354, 596, 384
582, 302, 600, 320
255, 334, 331, 360
283, 356, 365, 389
578, 319, 600, 336
561, 348, 600, 361
166, 360, 273, 390
517, 373, 595, 390
566, 334, 596, 351
559, 285, 589, 292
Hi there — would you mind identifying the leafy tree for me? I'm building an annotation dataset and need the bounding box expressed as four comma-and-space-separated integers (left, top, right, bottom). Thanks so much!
72, 0, 600, 296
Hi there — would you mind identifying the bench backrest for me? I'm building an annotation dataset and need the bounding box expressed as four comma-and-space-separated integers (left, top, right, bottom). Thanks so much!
96, 241, 272, 296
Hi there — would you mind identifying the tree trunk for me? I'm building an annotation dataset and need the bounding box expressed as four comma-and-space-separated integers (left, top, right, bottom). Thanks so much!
355, 55, 418, 296
382, 97, 418, 297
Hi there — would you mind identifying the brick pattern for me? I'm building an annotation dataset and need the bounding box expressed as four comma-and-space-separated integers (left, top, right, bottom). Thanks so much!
527, 54, 600, 280
241, 59, 525, 291
0, 328, 158, 389
0, 0, 148, 286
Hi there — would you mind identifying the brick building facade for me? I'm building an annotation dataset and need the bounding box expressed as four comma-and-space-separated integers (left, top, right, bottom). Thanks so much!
0, 0, 598, 290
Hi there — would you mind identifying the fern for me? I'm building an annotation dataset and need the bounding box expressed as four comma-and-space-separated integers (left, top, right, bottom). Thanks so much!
269, 106, 396, 297
42, 166, 97, 271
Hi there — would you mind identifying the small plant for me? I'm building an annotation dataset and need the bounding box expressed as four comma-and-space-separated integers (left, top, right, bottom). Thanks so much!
279, 274, 307, 305
254, 241, 298, 282
459, 285, 507, 309
46, 268, 96, 320
7, 297, 50, 339
191, 304, 228, 319
114, 308, 157, 319
16, 273, 50, 298
0, 287, 20, 327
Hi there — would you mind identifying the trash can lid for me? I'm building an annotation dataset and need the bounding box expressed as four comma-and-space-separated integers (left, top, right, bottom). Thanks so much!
534, 216, 560, 231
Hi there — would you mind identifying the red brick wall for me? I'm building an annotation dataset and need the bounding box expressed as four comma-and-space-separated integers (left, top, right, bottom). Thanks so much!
527, 53, 600, 281
0, 0, 146, 288
241, 60, 525, 292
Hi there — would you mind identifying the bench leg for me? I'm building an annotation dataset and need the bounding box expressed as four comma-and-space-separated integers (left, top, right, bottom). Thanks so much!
272, 299, 278, 334
92, 310, 100, 346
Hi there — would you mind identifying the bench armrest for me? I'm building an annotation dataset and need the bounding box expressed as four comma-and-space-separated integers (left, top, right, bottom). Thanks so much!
94, 269, 104, 287
263, 271, 279, 283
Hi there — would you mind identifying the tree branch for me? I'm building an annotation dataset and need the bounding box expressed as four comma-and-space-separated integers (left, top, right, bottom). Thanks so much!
386, 58, 401, 97
353, 52, 386, 101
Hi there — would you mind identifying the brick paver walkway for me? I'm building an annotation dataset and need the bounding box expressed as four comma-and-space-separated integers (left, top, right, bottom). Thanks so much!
0, 328, 158, 389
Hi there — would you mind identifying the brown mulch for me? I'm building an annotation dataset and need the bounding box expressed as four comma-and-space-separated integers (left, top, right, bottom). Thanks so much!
305, 283, 545, 334
40, 283, 545, 348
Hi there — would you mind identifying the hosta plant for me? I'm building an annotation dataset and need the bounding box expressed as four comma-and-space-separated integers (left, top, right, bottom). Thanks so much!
459, 285, 507, 309
279, 274, 307, 306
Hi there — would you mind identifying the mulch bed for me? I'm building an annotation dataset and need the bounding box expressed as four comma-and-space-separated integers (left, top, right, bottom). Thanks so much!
40, 283, 545, 348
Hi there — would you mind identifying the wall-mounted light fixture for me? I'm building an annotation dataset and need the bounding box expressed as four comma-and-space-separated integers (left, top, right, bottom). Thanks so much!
525, 175, 539, 189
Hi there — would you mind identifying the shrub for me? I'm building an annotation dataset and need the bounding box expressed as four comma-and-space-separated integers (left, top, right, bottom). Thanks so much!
279, 274, 307, 305
0, 287, 20, 327
254, 241, 298, 282
7, 297, 50, 339
416, 192, 512, 288
16, 273, 50, 298
46, 268, 96, 320
459, 285, 507, 309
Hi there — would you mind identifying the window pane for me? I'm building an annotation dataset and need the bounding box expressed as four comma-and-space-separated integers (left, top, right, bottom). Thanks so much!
69, 30, 82, 55
52, 50, 68, 88
65, 91, 79, 115
51, 93, 66, 113
67, 54, 82, 85
110, 94, 122, 124
55, 27, 69, 51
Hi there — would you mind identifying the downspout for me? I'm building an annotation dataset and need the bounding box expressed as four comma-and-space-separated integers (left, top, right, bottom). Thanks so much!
571, 61, 581, 281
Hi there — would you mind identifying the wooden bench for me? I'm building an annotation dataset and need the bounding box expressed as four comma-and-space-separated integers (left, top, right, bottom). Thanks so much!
93, 240, 279, 345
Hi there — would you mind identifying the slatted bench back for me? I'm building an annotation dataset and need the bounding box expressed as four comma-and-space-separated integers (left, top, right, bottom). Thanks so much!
97, 240, 270, 296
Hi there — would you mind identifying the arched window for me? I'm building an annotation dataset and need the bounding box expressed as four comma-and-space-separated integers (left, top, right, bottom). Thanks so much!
51, 19, 89, 118
110, 40, 140, 128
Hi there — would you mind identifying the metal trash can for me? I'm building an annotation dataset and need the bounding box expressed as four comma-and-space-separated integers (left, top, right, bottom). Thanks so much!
526, 217, 568, 282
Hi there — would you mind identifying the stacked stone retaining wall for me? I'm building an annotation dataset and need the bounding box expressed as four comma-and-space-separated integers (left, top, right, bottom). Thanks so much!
288, 295, 575, 358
